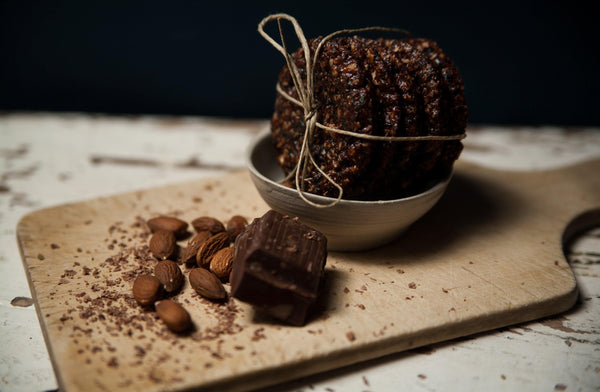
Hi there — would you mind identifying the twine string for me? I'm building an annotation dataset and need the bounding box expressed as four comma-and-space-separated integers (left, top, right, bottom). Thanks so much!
258, 13, 466, 208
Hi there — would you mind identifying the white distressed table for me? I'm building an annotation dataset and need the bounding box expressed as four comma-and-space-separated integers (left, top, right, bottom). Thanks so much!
1, 113, 599, 392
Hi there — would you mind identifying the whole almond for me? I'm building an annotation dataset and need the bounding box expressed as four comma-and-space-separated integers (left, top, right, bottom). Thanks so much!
226, 215, 248, 241
210, 247, 234, 281
147, 216, 188, 239
155, 299, 192, 332
191, 216, 225, 235
149, 229, 176, 260
154, 260, 184, 293
132, 275, 163, 306
196, 232, 229, 268
189, 268, 227, 300
181, 231, 211, 264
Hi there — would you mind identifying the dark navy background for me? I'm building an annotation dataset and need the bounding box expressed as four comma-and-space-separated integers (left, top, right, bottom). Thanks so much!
1, 0, 598, 125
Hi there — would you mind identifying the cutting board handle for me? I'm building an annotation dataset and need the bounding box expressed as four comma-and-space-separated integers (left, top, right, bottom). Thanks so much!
562, 208, 600, 249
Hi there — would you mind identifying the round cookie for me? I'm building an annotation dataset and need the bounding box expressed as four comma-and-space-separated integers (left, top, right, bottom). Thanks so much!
402, 39, 447, 184
404, 38, 450, 184
272, 37, 379, 199
311, 37, 379, 198
407, 38, 467, 178
271, 43, 308, 177
378, 38, 437, 196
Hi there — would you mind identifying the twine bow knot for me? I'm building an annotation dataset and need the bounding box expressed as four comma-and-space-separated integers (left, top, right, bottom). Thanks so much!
258, 14, 466, 208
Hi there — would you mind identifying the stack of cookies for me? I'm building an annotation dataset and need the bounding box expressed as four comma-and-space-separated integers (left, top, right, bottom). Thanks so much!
271, 36, 468, 200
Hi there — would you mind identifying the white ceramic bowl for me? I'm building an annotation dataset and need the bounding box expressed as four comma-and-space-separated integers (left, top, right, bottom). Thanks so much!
247, 131, 452, 251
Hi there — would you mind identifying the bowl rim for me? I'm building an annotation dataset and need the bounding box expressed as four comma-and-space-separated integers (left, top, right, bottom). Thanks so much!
247, 130, 453, 206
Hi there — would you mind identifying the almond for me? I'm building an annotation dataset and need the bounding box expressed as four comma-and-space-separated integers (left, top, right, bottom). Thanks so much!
147, 216, 188, 239
226, 215, 248, 241
189, 268, 227, 300
149, 229, 176, 260
196, 232, 229, 268
132, 275, 163, 306
154, 260, 184, 293
210, 247, 234, 281
191, 216, 225, 235
155, 299, 192, 332
181, 231, 211, 264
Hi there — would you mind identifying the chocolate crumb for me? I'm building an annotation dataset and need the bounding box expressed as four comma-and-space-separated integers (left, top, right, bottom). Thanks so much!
346, 331, 356, 342
251, 327, 266, 342
408, 282, 417, 289
10, 296, 33, 307
62, 270, 77, 278
107, 357, 119, 368
50, 243, 60, 249
134, 345, 146, 357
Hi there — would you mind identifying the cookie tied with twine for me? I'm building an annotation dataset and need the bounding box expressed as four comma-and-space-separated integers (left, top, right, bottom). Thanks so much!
259, 14, 468, 207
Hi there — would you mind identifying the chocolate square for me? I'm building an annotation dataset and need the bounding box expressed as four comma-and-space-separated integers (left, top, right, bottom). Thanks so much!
230, 210, 327, 326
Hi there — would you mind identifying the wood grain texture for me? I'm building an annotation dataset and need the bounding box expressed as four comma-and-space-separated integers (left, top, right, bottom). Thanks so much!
17, 159, 600, 392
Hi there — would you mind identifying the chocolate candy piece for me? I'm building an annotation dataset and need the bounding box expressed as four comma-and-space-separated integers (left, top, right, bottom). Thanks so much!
230, 210, 327, 326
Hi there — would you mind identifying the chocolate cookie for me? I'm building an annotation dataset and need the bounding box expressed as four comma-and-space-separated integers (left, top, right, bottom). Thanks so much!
271, 44, 307, 175
374, 40, 413, 191
405, 38, 448, 181
272, 37, 379, 198
408, 38, 466, 177
414, 39, 467, 173
358, 38, 403, 198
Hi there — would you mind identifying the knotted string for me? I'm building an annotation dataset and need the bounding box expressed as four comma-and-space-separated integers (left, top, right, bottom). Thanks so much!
258, 13, 466, 208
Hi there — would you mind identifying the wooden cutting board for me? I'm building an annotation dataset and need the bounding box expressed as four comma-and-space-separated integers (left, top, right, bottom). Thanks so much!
17, 159, 600, 392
